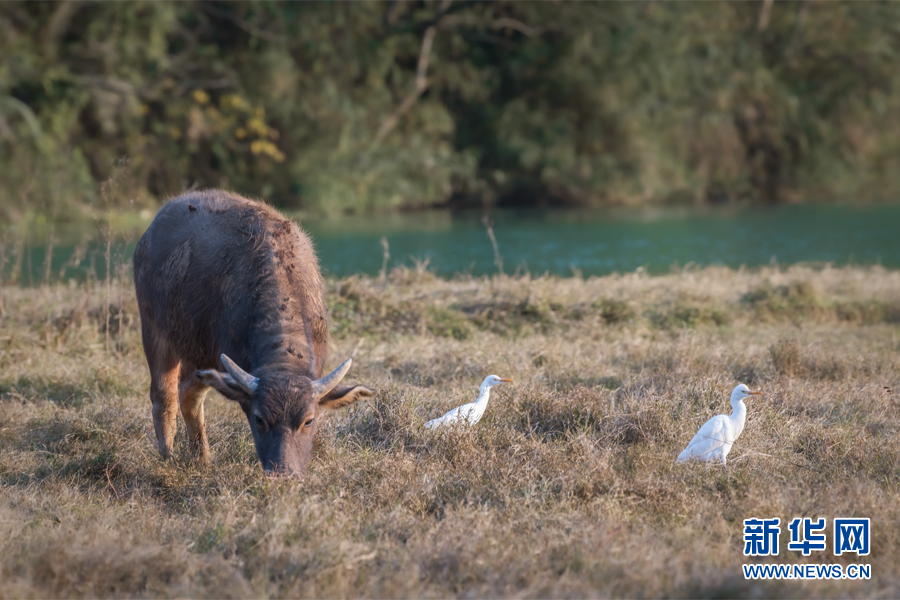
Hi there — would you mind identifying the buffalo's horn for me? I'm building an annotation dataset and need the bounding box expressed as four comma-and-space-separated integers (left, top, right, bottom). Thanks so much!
220, 353, 259, 394
311, 357, 353, 398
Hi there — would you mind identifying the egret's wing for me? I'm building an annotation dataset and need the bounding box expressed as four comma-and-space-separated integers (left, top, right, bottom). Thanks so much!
457, 402, 480, 424
677, 415, 729, 462
424, 402, 477, 429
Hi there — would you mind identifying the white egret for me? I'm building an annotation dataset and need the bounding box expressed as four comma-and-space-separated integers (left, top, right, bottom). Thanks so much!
424, 375, 513, 429
676, 384, 762, 465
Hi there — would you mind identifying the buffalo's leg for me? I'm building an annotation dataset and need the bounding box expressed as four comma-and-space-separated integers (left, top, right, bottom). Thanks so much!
138, 310, 181, 460
179, 373, 210, 463
150, 362, 180, 459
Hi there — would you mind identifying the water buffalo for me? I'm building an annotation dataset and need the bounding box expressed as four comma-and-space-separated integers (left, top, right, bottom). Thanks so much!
133, 190, 373, 475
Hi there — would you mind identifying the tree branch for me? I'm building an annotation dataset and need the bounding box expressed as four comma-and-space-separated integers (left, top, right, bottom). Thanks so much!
42, 0, 83, 59
439, 14, 540, 37
757, 0, 774, 32
373, 0, 452, 146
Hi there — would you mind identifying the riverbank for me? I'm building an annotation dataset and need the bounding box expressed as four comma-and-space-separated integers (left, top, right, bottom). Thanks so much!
1, 266, 898, 597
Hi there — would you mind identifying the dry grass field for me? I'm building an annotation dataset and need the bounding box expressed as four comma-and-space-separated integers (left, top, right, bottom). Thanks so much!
1, 265, 898, 598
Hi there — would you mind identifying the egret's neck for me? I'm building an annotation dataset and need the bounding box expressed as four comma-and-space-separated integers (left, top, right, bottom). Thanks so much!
476, 385, 492, 405
730, 399, 747, 434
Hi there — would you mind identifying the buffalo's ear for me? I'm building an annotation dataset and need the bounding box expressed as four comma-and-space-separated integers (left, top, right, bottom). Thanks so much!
318, 384, 374, 410
196, 369, 253, 402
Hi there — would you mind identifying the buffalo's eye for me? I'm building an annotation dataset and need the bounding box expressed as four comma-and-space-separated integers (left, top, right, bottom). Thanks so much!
254, 414, 267, 430
303, 417, 315, 429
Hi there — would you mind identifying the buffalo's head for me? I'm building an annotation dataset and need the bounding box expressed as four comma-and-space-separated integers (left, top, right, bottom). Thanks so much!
197, 355, 373, 475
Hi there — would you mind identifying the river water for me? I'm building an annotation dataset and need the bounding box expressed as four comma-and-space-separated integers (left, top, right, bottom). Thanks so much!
5, 203, 900, 283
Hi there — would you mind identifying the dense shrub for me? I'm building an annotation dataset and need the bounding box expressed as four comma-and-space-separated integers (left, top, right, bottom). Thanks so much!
2, 2, 899, 218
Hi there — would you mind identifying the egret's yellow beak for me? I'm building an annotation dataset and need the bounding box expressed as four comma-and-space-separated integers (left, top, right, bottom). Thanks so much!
499, 377, 513, 383
747, 390, 763, 396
